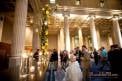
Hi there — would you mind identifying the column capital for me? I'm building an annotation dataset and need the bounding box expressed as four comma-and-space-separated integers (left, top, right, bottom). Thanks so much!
33, 14, 41, 26
33, 27, 39, 33
113, 14, 119, 20
78, 27, 82, 29
62, 11, 70, 17
59, 27, 64, 29
89, 13, 95, 19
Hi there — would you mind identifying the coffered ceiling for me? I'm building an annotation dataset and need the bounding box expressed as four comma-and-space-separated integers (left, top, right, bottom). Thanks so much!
0, 0, 122, 35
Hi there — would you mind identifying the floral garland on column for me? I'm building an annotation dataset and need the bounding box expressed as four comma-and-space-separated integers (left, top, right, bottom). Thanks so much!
40, 4, 51, 55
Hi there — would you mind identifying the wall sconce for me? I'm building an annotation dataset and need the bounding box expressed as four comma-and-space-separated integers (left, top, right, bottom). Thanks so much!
100, 0, 104, 8
75, 0, 80, 5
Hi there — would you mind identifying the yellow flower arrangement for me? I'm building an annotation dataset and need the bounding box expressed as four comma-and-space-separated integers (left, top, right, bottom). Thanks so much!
45, 31, 48, 35
40, 4, 51, 55
46, 10, 49, 15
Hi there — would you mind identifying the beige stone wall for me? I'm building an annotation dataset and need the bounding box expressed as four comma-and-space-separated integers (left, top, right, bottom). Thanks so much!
1, 17, 58, 50
48, 35, 58, 50
100, 34, 110, 51
1, 17, 33, 47
1, 17, 13, 44
25, 27, 32, 46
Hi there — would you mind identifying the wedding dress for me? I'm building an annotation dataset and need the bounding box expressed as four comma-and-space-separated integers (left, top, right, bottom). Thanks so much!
64, 61, 83, 81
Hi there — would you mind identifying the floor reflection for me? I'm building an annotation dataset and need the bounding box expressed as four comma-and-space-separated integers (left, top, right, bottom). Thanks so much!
43, 59, 111, 81
19, 55, 49, 81
9, 55, 112, 81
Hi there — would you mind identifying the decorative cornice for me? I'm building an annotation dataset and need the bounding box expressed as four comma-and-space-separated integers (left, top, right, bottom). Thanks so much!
56, 6, 122, 17
62, 11, 70, 17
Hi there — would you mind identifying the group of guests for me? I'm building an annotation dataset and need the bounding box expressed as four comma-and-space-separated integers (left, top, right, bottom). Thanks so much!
48, 45, 90, 81
33, 44, 122, 81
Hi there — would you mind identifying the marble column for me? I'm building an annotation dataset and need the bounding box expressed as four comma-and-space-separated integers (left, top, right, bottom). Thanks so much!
59, 28, 64, 51
71, 36, 75, 50
84, 36, 89, 49
10, 0, 28, 80
32, 27, 40, 52
58, 32, 61, 68
112, 15, 122, 47
108, 33, 113, 46
0, 16, 4, 42
89, 15, 98, 50
78, 27, 83, 48
32, 14, 40, 53
111, 27, 116, 44
58, 32, 60, 53
96, 27, 101, 49
63, 12, 70, 52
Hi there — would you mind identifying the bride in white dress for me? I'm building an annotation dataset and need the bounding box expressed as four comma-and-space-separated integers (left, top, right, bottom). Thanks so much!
63, 53, 83, 81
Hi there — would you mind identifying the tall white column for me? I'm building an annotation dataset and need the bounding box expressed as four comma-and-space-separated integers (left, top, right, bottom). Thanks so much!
58, 32, 60, 53
0, 16, 4, 42
112, 15, 122, 47
63, 12, 70, 52
89, 15, 98, 50
108, 33, 113, 46
58, 31, 62, 68
59, 28, 64, 51
32, 14, 40, 52
71, 36, 75, 50
78, 27, 83, 48
32, 27, 40, 52
12, 0, 28, 56
111, 27, 116, 44
96, 27, 101, 49
10, 0, 28, 66
10, 0, 28, 80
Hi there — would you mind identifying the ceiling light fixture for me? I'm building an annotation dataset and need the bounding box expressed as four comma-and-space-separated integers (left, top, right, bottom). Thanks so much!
75, 0, 80, 5
50, 0, 55, 4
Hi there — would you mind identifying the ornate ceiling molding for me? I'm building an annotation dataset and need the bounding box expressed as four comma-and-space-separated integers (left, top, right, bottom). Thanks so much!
56, 6, 122, 17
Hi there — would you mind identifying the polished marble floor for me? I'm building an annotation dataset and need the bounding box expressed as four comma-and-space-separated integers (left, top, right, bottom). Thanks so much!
43, 59, 111, 81
0, 59, 113, 81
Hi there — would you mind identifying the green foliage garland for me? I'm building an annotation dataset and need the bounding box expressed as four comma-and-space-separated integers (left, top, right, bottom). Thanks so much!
40, 4, 51, 55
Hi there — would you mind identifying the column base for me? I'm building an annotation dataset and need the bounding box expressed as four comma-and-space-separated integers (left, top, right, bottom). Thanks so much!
9, 56, 21, 81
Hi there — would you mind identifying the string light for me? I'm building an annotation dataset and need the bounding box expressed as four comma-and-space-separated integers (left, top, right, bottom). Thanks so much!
30, 66, 35, 72
39, 71, 42, 76
44, 21, 48, 25
22, 52, 28, 58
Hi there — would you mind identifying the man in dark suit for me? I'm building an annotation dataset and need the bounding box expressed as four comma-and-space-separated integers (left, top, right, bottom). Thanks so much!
75, 47, 82, 65
108, 44, 122, 81
33, 49, 39, 62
